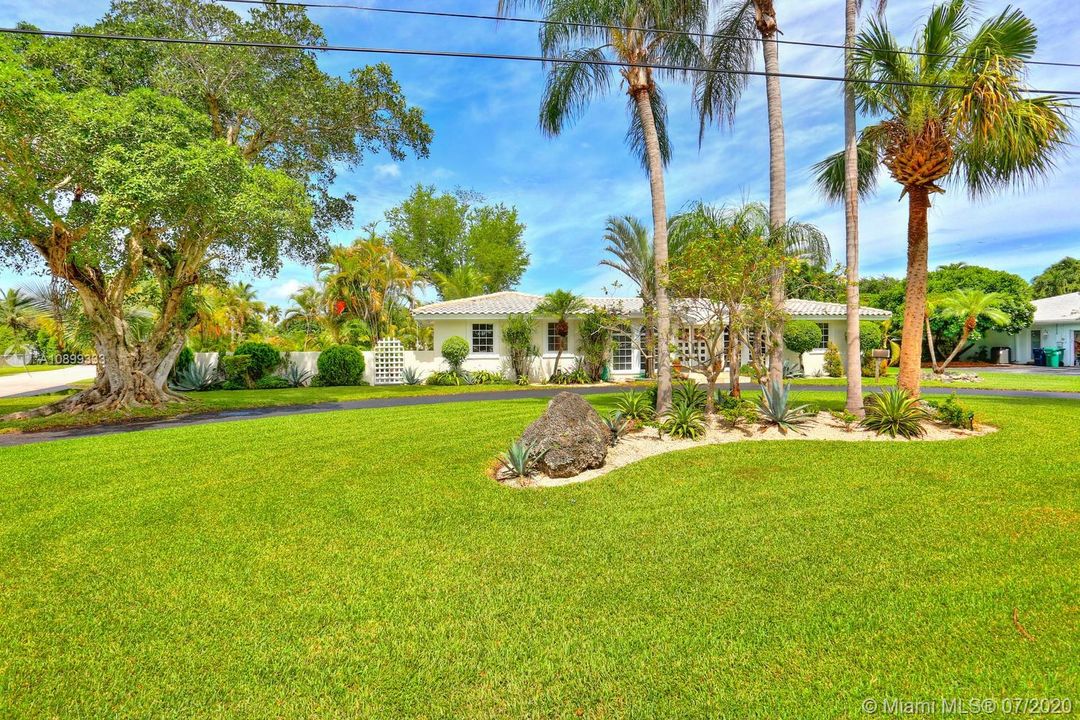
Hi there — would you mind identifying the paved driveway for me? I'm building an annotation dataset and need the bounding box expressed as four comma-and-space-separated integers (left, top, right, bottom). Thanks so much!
989, 364, 1080, 376
0, 366, 97, 398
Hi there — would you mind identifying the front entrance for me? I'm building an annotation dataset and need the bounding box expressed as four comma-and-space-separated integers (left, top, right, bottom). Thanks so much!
1073, 330, 1079, 367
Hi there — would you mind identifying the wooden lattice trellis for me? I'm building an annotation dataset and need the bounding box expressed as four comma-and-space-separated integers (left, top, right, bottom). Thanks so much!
373, 338, 405, 385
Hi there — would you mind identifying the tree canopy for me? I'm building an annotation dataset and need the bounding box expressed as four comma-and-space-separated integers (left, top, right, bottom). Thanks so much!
384, 185, 528, 297
1031, 257, 1080, 299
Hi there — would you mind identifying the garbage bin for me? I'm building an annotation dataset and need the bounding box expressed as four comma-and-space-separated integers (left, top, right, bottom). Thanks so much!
1046, 348, 1062, 368
990, 347, 1011, 364
1033, 347, 1046, 366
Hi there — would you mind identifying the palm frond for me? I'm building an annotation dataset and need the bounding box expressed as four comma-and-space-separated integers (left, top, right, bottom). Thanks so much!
812, 123, 885, 202
539, 46, 612, 136
693, 0, 754, 139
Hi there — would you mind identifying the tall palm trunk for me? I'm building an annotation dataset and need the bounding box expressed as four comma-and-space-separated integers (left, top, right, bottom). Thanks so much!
898, 186, 930, 395
632, 86, 673, 414
843, 0, 864, 415
757, 4, 788, 385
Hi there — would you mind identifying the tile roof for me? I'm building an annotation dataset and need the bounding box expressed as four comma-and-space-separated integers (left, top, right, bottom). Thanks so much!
1033, 292, 1080, 324
414, 291, 891, 320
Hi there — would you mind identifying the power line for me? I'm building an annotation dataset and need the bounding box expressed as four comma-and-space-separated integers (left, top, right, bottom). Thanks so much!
3, 26, 1078, 97
216, 0, 1080, 71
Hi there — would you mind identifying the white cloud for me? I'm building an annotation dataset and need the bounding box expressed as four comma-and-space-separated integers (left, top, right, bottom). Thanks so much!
373, 163, 402, 180
261, 278, 304, 302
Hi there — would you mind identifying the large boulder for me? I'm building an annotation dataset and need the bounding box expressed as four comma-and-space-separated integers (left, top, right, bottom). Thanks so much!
521, 392, 609, 478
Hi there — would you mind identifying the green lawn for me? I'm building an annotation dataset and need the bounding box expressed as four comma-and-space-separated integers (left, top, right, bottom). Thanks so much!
791, 370, 1080, 393
0, 364, 66, 377
0, 381, 638, 434
0, 392, 1076, 718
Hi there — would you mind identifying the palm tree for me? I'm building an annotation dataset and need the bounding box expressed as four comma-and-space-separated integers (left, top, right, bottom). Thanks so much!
696, 0, 793, 383
842, 0, 887, 416
224, 282, 265, 345
814, 0, 1068, 395
927, 289, 1009, 373
284, 285, 325, 349
432, 266, 489, 300
536, 289, 587, 379
499, 0, 709, 413
265, 305, 282, 325
23, 279, 78, 353
0, 289, 38, 336
318, 237, 422, 342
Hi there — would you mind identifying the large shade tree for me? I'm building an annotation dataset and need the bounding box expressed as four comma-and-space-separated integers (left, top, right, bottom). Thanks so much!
1, 1, 430, 414
814, 0, 1069, 395
1031, 257, 1080, 299
499, 0, 710, 413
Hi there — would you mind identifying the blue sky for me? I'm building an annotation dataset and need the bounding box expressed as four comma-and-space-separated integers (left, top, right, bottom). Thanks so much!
2, 0, 1078, 306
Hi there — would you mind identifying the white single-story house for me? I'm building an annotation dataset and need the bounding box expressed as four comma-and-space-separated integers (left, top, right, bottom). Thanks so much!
976, 291, 1080, 366
413, 291, 892, 380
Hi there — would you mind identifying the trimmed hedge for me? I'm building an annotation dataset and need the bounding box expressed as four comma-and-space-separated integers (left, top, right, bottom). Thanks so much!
316, 344, 365, 386
233, 341, 282, 381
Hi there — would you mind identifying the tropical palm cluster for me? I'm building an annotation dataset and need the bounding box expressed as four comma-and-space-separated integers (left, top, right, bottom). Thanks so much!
503, 0, 1067, 406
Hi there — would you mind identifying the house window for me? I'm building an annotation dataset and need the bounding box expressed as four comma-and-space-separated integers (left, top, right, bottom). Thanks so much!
471, 323, 494, 354
613, 333, 633, 371
817, 322, 830, 349
547, 322, 566, 353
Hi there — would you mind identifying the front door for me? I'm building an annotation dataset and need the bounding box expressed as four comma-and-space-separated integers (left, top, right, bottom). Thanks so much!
1073, 331, 1079, 367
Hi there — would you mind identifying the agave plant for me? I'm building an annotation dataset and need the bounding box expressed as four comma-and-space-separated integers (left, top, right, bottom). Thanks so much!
781, 361, 804, 379
861, 389, 929, 439
169, 361, 218, 392
673, 380, 708, 410
614, 390, 654, 422
603, 411, 632, 446
282, 362, 313, 388
662, 400, 707, 440
756, 378, 813, 434
498, 440, 539, 479
401, 366, 424, 385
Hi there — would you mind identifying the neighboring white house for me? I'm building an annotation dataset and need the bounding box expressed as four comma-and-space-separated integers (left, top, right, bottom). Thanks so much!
412, 291, 892, 380
976, 291, 1080, 366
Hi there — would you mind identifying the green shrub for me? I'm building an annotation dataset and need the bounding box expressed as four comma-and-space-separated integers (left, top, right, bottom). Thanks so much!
662, 401, 706, 440
757, 378, 813, 434
220, 354, 252, 386
829, 409, 859, 432
673, 380, 708, 410
441, 336, 469, 372
861, 389, 929, 438
859, 321, 883, 352
784, 320, 822, 359
469, 369, 508, 385
426, 370, 466, 386
219, 378, 248, 391
254, 375, 291, 390
549, 363, 588, 385
720, 400, 758, 429
233, 341, 282, 381
578, 310, 612, 382
316, 344, 365, 386
927, 393, 975, 430
823, 342, 843, 377
502, 314, 537, 382
614, 390, 654, 421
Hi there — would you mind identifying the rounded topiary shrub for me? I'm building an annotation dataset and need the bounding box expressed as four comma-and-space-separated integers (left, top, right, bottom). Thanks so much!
441, 336, 469, 372
233, 341, 282, 381
316, 344, 365, 386
784, 320, 822, 357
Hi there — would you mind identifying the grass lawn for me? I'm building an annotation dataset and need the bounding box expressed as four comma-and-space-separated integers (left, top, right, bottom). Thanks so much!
791, 370, 1080, 393
0, 392, 1076, 718
0, 381, 640, 434
0, 364, 66, 377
